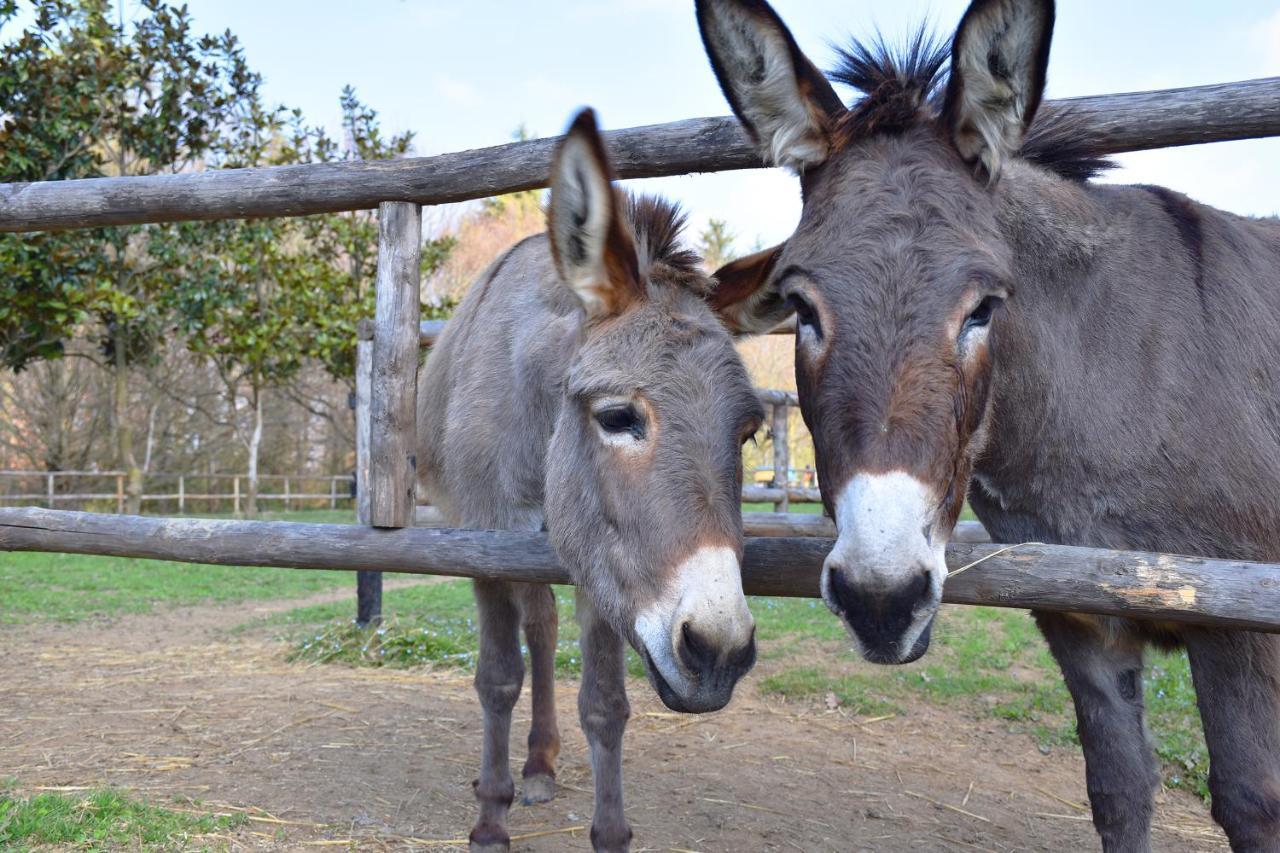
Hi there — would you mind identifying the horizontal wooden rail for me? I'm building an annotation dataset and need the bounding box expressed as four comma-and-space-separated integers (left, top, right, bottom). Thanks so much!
742, 484, 822, 504
2, 507, 1276, 632
3, 77, 1279, 232
416, 318, 797, 348
739, 512, 992, 543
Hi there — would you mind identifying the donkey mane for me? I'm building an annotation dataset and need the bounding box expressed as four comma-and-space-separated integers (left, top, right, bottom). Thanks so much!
622, 193, 708, 293
829, 27, 1114, 183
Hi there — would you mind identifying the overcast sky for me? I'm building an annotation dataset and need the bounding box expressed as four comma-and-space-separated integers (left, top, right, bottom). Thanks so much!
13, 1, 1280, 245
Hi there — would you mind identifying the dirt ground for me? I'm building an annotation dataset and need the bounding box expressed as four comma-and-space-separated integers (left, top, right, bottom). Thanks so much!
1, 584, 1226, 852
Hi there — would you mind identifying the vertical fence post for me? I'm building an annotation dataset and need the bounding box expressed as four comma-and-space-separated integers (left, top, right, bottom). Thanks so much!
116, 474, 125, 514
46, 473, 55, 508
329, 476, 337, 511
178, 475, 185, 515
369, 201, 422, 529
772, 403, 790, 513
233, 476, 241, 516
284, 476, 291, 513
355, 319, 380, 626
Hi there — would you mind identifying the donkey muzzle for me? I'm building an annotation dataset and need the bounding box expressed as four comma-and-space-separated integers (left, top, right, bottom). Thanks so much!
823, 471, 947, 665
634, 546, 756, 713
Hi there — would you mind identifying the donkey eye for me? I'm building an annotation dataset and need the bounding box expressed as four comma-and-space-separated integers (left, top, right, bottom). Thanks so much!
786, 293, 822, 339
594, 406, 646, 440
963, 296, 1003, 333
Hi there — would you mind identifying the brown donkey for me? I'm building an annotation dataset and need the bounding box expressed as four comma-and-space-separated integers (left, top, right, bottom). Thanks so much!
417, 109, 763, 852
698, 0, 1280, 850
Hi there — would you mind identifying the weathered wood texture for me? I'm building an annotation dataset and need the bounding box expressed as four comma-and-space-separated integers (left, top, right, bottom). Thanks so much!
418, 317, 797, 347
740, 512, 992, 543
2, 508, 1276, 631
742, 484, 822, 504
369, 202, 422, 529
354, 332, 382, 626
4, 77, 1279, 233
771, 403, 790, 513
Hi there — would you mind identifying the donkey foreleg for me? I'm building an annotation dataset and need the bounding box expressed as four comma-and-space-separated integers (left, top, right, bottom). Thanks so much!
519, 583, 561, 804
1036, 612, 1159, 853
470, 580, 525, 853
577, 589, 632, 853
1185, 629, 1280, 852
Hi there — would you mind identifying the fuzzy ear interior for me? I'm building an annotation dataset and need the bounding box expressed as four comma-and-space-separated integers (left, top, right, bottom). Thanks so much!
708, 243, 788, 334
942, 0, 1055, 181
696, 0, 846, 173
547, 109, 642, 320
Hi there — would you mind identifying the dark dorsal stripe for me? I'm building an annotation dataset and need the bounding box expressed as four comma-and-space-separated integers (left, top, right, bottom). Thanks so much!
1143, 185, 1206, 309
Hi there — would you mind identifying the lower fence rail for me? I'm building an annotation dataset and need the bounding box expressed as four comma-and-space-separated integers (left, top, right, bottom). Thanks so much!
1, 507, 1277, 633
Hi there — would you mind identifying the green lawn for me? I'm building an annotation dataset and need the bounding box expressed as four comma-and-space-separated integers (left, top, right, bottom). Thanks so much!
0, 509, 357, 623
0, 785, 244, 850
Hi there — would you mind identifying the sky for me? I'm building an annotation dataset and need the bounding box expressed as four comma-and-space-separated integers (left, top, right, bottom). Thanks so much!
12, 1, 1280, 245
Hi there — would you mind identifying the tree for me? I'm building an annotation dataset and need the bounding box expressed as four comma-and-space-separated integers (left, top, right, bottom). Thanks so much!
697, 218, 737, 271
1, 0, 269, 511
286, 87, 455, 383
0, 0, 118, 368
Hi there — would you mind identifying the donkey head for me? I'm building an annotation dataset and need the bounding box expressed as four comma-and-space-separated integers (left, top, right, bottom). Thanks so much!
543, 110, 764, 712
699, 0, 1055, 663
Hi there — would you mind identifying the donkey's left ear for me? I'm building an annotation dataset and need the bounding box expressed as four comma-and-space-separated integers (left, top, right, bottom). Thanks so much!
548, 109, 643, 320
708, 243, 788, 335
942, 0, 1055, 181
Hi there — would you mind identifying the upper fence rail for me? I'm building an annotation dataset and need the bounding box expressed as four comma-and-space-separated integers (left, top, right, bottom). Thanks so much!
2, 77, 1279, 233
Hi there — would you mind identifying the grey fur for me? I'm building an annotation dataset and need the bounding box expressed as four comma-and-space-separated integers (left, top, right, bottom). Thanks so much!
698, 0, 1280, 849
418, 114, 762, 853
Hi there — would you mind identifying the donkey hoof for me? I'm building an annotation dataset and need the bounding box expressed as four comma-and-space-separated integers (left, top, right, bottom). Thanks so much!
520, 772, 557, 805
469, 825, 510, 853
469, 838, 510, 853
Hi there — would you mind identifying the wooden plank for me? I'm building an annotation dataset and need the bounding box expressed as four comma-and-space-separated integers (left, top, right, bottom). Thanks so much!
754, 388, 799, 408
742, 484, 822, 504
355, 319, 381, 625
417, 317, 797, 347
2, 507, 1278, 632
3, 76, 1279, 232
369, 202, 422, 529
741, 512, 991, 542
771, 403, 790, 513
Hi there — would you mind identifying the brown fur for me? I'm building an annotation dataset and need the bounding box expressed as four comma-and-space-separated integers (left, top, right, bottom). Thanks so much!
698, 0, 1280, 849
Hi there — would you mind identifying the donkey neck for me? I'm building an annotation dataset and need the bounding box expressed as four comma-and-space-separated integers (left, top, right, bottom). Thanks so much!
975, 164, 1280, 558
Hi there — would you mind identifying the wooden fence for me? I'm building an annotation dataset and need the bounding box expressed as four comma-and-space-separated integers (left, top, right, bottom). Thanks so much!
0, 471, 353, 513
3, 73, 1280, 633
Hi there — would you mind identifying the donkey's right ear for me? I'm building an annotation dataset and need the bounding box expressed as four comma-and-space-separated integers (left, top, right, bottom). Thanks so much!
548, 109, 642, 320
696, 0, 846, 173
709, 243, 788, 335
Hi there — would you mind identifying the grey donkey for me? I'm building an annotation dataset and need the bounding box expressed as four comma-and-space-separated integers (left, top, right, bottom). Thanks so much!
417, 109, 766, 853
696, 0, 1280, 849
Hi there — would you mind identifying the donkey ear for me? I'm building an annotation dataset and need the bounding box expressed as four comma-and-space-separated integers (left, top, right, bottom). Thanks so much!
708, 243, 788, 334
548, 109, 642, 320
942, 0, 1055, 181
696, 0, 846, 173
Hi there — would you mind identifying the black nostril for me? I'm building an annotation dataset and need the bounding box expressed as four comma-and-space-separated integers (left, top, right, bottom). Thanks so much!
828, 566, 934, 663
727, 627, 757, 676
828, 567, 863, 615
678, 621, 717, 674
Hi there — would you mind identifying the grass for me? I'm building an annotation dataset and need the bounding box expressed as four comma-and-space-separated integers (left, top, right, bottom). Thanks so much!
0, 787, 244, 850
0, 509, 356, 623
277, 581, 649, 680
